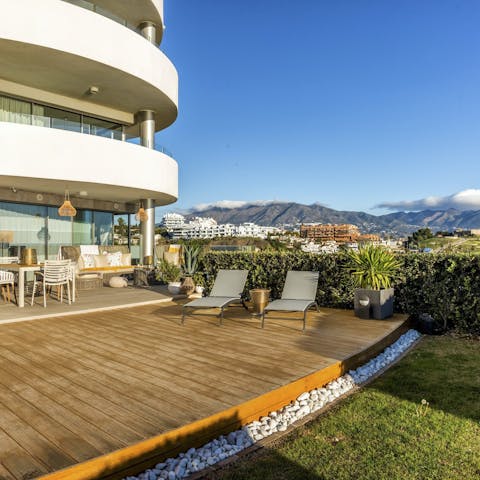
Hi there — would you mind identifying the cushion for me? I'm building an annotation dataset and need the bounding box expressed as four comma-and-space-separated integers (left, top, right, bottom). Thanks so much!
106, 251, 122, 267
109, 276, 127, 288
121, 253, 132, 266
78, 273, 101, 279
81, 254, 95, 268
94, 254, 109, 268
80, 245, 99, 255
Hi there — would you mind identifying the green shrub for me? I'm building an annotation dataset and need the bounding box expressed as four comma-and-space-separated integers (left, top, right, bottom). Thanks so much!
344, 244, 402, 289
155, 258, 182, 283
198, 251, 480, 334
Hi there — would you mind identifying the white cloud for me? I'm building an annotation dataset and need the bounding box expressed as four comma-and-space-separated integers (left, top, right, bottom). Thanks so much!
190, 200, 288, 212
378, 189, 480, 211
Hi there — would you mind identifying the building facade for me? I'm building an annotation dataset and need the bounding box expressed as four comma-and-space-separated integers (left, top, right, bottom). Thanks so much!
161, 214, 280, 240
300, 224, 361, 243
0, 0, 178, 261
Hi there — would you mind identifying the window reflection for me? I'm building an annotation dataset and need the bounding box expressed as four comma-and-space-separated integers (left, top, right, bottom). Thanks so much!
0, 201, 113, 260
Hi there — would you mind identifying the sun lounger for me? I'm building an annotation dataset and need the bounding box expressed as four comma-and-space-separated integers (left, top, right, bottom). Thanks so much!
182, 269, 248, 325
261, 271, 319, 331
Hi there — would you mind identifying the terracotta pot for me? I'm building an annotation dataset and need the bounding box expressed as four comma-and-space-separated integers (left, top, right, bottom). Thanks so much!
181, 276, 195, 295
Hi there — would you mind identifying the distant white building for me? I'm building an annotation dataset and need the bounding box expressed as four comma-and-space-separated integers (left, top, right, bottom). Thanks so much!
161, 213, 186, 229
301, 241, 339, 254
161, 213, 281, 240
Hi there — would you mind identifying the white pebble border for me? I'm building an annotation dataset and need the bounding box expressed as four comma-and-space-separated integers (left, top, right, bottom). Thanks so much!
126, 329, 421, 480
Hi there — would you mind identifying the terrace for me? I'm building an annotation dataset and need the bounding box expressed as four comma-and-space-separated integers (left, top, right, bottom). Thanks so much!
0, 291, 408, 480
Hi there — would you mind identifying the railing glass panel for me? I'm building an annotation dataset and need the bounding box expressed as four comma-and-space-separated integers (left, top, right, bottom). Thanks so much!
0, 94, 173, 158
62, 0, 144, 37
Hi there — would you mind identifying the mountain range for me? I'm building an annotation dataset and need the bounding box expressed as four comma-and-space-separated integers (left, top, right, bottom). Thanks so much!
186, 202, 480, 236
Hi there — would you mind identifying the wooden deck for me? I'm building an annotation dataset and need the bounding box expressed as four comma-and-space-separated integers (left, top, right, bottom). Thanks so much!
0, 300, 409, 480
0, 285, 170, 325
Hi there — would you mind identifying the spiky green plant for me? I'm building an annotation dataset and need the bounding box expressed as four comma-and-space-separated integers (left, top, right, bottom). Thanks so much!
345, 244, 401, 290
182, 244, 203, 276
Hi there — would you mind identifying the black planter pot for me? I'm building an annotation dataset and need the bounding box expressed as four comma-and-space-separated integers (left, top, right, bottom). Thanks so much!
354, 288, 394, 320
415, 313, 445, 335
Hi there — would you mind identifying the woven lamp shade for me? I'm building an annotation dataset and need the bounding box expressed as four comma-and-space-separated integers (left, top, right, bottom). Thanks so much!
58, 190, 77, 217
135, 207, 148, 222
58, 199, 77, 217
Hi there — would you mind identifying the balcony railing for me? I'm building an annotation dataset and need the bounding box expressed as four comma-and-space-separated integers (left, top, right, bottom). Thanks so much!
125, 135, 174, 158
61, 0, 158, 44
0, 112, 173, 158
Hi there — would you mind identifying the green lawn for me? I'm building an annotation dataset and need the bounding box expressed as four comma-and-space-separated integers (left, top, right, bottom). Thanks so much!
211, 336, 480, 480
419, 236, 480, 253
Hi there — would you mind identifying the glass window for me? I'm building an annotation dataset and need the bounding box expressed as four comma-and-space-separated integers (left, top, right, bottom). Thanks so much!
0, 202, 47, 261
114, 214, 129, 246
73, 210, 93, 245
94, 211, 113, 245
83, 115, 123, 140
0, 95, 32, 125
47, 207, 73, 259
33, 104, 81, 132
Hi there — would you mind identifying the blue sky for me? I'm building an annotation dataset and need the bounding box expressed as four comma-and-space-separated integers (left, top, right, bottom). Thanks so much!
155, 0, 480, 220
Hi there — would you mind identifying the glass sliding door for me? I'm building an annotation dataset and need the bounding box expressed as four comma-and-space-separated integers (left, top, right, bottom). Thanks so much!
93, 211, 113, 245
32, 104, 81, 132
0, 95, 32, 124
73, 210, 93, 245
83, 116, 123, 140
47, 207, 72, 259
0, 202, 47, 260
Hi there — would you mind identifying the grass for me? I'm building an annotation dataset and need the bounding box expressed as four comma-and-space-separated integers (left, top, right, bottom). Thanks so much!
419, 236, 480, 253
210, 336, 480, 480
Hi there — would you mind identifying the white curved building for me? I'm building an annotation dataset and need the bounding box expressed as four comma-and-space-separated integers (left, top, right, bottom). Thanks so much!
0, 0, 178, 261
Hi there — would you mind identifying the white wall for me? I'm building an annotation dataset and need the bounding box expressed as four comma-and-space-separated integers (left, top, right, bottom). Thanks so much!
0, 122, 178, 204
0, 0, 178, 119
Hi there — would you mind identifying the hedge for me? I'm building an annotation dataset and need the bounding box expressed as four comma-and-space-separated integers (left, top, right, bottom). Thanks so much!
197, 251, 480, 334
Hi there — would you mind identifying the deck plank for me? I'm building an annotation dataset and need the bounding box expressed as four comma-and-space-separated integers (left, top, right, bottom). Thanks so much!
0, 300, 408, 480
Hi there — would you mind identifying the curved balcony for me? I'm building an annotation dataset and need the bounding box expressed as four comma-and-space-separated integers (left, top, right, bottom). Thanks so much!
62, 0, 164, 44
0, 0, 178, 131
0, 122, 178, 205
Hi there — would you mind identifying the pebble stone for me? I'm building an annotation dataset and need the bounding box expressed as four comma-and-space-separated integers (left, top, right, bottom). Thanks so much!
124, 329, 421, 480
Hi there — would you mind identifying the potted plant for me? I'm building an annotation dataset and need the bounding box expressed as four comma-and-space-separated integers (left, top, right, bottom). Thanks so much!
193, 272, 205, 294
345, 244, 401, 319
155, 258, 182, 295
180, 243, 203, 295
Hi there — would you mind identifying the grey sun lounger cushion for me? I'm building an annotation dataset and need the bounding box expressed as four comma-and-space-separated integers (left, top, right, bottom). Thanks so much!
262, 270, 319, 331
263, 299, 316, 312
182, 269, 248, 325
184, 296, 241, 309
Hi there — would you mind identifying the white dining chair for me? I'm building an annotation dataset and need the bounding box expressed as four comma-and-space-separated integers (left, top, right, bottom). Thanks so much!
31, 259, 72, 307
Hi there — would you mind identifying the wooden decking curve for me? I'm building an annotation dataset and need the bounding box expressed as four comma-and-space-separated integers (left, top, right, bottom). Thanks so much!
0, 300, 409, 480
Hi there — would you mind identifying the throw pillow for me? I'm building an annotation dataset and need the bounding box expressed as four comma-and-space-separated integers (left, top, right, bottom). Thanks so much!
93, 254, 109, 268
121, 253, 132, 266
81, 254, 95, 268
106, 251, 122, 267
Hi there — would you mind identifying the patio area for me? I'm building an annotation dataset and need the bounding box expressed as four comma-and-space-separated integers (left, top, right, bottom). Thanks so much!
0, 285, 171, 324
0, 297, 409, 480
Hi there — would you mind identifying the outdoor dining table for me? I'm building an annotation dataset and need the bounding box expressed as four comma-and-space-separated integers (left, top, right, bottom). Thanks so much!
0, 263, 76, 307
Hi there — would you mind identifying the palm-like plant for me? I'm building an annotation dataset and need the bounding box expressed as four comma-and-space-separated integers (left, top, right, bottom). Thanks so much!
345, 244, 401, 290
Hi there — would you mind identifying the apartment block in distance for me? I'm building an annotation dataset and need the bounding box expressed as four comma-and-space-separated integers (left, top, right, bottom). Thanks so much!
0, 0, 178, 261
300, 224, 361, 243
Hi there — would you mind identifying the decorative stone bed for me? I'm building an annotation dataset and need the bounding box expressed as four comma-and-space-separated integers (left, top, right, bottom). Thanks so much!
126, 329, 421, 480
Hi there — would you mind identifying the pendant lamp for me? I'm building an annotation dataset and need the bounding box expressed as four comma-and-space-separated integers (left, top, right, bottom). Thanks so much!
58, 190, 77, 217
135, 202, 148, 222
